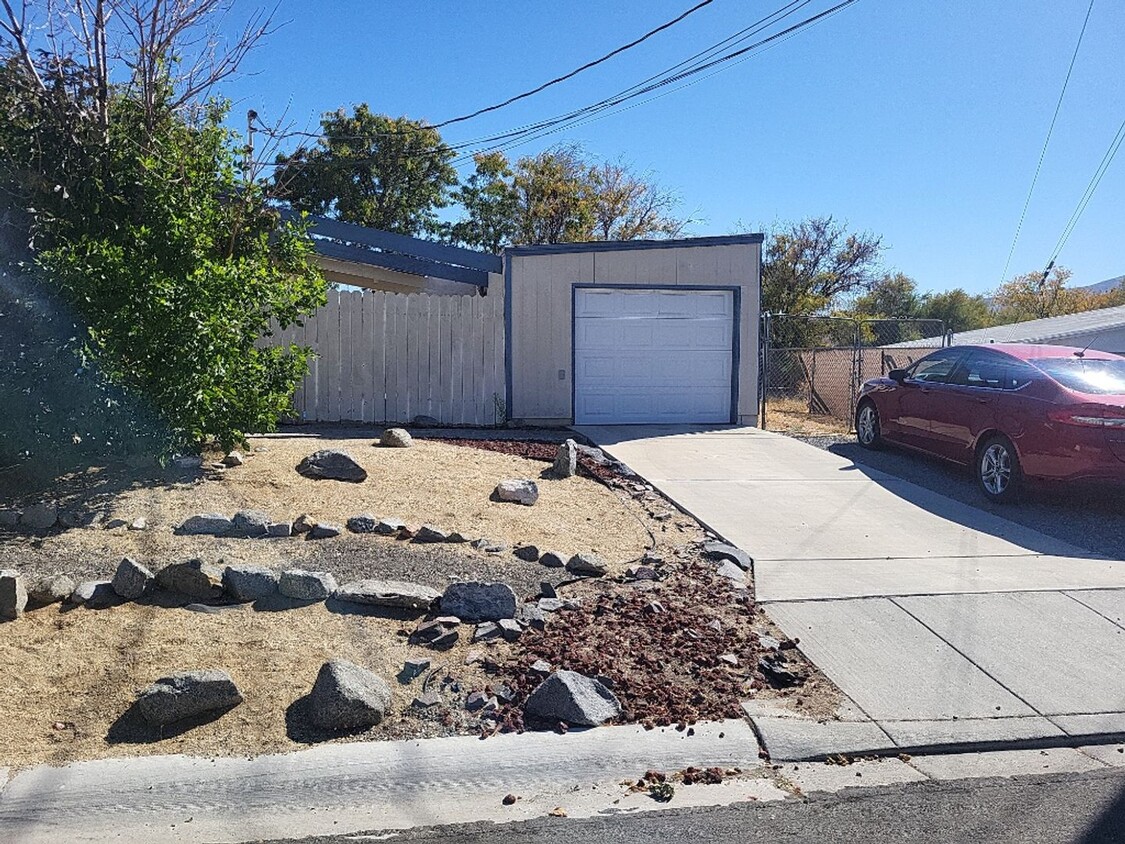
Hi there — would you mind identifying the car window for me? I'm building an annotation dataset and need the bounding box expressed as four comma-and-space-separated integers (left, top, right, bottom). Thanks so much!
906, 350, 963, 383
1030, 357, 1125, 394
950, 350, 1035, 390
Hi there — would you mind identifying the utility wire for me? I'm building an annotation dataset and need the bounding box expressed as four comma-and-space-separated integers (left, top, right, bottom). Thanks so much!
999, 0, 1095, 284
433, 0, 717, 129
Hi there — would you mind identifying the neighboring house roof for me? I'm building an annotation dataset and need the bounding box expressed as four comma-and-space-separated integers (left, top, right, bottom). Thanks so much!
892, 304, 1125, 348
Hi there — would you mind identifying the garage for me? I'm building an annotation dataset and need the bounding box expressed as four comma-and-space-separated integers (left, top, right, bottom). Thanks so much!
504, 235, 762, 426
573, 288, 736, 424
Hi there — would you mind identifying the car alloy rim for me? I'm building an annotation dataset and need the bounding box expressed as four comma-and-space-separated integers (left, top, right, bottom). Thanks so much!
980, 443, 1011, 495
858, 406, 877, 443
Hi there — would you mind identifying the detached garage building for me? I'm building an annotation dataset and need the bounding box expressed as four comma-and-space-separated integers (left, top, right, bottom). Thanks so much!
505, 236, 763, 426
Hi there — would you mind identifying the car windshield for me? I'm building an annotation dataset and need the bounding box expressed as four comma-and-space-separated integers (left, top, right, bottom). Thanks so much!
1030, 357, 1125, 395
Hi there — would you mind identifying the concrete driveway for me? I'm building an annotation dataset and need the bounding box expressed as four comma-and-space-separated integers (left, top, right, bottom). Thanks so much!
577, 425, 1125, 759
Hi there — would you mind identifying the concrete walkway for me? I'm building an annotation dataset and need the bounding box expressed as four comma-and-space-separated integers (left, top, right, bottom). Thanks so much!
577, 425, 1125, 760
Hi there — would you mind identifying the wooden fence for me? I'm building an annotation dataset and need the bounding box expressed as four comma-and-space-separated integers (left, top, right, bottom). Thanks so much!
266, 288, 506, 426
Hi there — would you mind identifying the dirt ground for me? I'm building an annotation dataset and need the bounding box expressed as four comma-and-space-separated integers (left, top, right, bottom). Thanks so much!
762, 396, 851, 437
0, 435, 650, 583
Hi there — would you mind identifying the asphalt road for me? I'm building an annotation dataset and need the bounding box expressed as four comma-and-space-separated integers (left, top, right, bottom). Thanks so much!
799, 435, 1125, 561
263, 768, 1125, 844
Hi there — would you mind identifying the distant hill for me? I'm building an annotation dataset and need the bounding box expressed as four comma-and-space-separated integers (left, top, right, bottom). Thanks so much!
1076, 274, 1125, 295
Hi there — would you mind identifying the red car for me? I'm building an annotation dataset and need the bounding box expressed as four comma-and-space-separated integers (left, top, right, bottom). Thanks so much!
855, 343, 1125, 502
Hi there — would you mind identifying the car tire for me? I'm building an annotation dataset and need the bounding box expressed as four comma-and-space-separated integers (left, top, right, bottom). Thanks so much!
976, 435, 1023, 504
855, 400, 883, 450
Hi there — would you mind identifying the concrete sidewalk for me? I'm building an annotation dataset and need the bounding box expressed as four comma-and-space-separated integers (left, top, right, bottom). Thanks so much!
577, 425, 1125, 760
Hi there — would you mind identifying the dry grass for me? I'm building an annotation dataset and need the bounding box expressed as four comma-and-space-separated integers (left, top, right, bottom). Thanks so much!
0, 600, 497, 770
763, 396, 851, 437
0, 436, 651, 576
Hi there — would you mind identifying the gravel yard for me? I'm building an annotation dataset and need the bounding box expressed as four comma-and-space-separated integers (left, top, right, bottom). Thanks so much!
795, 434, 1125, 559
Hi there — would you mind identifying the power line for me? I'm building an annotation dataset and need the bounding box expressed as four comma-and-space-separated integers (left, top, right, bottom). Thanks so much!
999, 0, 1095, 284
433, 0, 717, 129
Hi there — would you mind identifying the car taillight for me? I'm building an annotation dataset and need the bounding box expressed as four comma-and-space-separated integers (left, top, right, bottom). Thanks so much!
1048, 404, 1125, 428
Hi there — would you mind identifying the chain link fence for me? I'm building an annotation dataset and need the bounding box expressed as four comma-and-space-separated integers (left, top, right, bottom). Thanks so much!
759, 316, 948, 434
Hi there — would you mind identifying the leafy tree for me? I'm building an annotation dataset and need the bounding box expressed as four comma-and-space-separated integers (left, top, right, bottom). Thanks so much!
916, 289, 994, 333
510, 144, 597, 245
274, 105, 458, 236
587, 160, 686, 241
853, 272, 921, 319
445, 152, 519, 253
992, 266, 1089, 323
0, 4, 325, 461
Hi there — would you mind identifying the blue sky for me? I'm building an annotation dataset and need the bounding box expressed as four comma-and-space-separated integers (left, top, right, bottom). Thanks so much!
220, 0, 1124, 295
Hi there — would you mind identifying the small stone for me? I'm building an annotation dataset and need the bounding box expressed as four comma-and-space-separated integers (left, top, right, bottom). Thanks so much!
441, 581, 518, 623
309, 660, 391, 731
0, 509, 19, 528
708, 619, 724, 633
380, 428, 413, 448
473, 621, 502, 642
516, 603, 546, 631
176, 513, 234, 536
758, 633, 781, 651
279, 569, 338, 601
499, 618, 523, 641
104, 517, 128, 530
58, 509, 100, 529
112, 557, 154, 600
494, 682, 516, 704
172, 455, 203, 469
644, 600, 665, 614
415, 524, 449, 543
626, 565, 659, 581
223, 565, 279, 601
719, 653, 740, 666
292, 514, 315, 534
703, 541, 753, 571
28, 574, 76, 606
551, 439, 578, 478
494, 479, 539, 506
716, 560, 747, 586
334, 580, 440, 611
447, 531, 469, 543
540, 582, 558, 599
296, 449, 367, 483
472, 537, 509, 553
400, 658, 431, 682
156, 560, 224, 600
538, 598, 564, 613
309, 522, 342, 539
346, 514, 380, 534
759, 655, 806, 687
266, 521, 292, 538
69, 579, 113, 607
513, 545, 540, 562
465, 691, 489, 712
503, 793, 518, 806
412, 690, 442, 709
464, 649, 485, 666
230, 509, 270, 538
375, 518, 406, 536
1, 570, 28, 621
430, 630, 459, 649
523, 671, 621, 727
530, 659, 552, 677
20, 502, 58, 531
566, 553, 607, 577
136, 670, 243, 727
538, 551, 566, 569
221, 451, 244, 467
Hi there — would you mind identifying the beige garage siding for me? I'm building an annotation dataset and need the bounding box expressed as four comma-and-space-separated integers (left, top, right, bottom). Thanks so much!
505, 237, 762, 425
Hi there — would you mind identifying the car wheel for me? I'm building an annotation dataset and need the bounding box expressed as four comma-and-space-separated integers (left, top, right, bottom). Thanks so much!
976, 435, 1022, 504
855, 400, 883, 450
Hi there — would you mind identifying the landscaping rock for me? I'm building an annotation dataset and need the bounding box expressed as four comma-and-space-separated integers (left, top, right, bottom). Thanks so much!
266, 521, 292, 537
227, 510, 267, 538
566, 553, 607, 577
538, 597, 564, 613
70, 579, 114, 607
136, 670, 243, 727
0, 509, 19, 528
513, 545, 540, 562
103, 517, 128, 530
334, 579, 440, 611
625, 565, 659, 581
58, 509, 100, 529
172, 455, 203, 469
28, 574, 76, 606
516, 604, 546, 631
410, 618, 459, 649
223, 565, 279, 601
465, 690, 490, 711
447, 531, 469, 543
309, 522, 342, 539
523, 670, 621, 727
441, 581, 517, 623
530, 659, 552, 677
375, 518, 406, 535
412, 690, 442, 709
127, 517, 147, 531
1, 570, 28, 621
293, 514, 315, 534
499, 618, 523, 641
703, 541, 753, 571
346, 514, 380, 534
20, 502, 57, 531
538, 550, 566, 569
176, 513, 234, 536
472, 537, 508, 553
380, 428, 413, 448
415, 524, 449, 543
156, 560, 224, 601
473, 621, 502, 642
279, 569, 338, 601
399, 658, 430, 682
551, 439, 578, 478
221, 451, 244, 467
309, 660, 391, 731
540, 581, 558, 599
112, 557, 154, 600
495, 479, 539, 506
716, 560, 747, 587
296, 449, 367, 482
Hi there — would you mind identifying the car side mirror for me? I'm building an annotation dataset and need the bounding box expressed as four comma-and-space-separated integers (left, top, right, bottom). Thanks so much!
888, 369, 907, 383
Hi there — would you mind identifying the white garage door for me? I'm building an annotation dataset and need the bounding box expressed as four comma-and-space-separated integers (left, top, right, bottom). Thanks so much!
574, 288, 735, 424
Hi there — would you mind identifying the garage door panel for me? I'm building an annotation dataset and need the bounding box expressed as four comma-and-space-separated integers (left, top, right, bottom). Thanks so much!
574, 288, 735, 425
